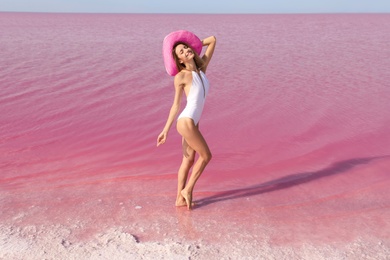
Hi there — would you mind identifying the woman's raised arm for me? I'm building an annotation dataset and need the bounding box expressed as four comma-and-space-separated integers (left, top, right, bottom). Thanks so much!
201, 36, 216, 73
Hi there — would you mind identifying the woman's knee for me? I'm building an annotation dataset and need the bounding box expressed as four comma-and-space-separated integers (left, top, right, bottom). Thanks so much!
202, 150, 212, 164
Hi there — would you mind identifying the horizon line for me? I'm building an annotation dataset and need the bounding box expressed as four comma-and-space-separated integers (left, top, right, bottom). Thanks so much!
1, 11, 390, 15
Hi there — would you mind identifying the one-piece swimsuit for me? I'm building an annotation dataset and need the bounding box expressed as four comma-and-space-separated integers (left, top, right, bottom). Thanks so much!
177, 70, 209, 125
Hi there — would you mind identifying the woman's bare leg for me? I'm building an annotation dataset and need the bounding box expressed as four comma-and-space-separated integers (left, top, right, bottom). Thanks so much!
177, 118, 212, 209
176, 138, 195, 207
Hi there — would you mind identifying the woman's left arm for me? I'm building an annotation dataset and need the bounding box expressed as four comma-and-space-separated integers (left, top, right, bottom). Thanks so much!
201, 36, 216, 72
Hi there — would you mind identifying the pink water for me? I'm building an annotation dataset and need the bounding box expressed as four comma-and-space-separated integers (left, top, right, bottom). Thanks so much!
1, 13, 390, 248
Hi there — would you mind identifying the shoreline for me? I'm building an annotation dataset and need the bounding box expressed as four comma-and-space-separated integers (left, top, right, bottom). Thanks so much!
1, 158, 389, 259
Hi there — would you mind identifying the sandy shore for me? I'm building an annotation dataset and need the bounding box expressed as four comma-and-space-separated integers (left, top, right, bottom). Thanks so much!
1, 224, 389, 260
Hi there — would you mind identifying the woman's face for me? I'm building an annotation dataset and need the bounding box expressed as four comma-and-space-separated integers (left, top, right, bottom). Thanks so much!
174, 44, 194, 64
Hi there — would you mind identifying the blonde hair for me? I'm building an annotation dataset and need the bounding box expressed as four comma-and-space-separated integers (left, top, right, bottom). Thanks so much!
172, 42, 204, 72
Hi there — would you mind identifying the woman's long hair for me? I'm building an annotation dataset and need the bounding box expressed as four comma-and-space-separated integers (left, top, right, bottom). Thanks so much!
172, 42, 204, 72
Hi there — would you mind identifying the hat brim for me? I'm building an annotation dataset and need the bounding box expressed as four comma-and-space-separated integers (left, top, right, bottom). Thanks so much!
162, 30, 202, 76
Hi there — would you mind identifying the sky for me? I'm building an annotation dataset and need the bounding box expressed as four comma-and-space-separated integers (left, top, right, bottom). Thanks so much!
1, 0, 390, 14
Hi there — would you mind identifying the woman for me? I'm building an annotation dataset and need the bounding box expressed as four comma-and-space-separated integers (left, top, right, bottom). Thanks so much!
157, 30, 216, 210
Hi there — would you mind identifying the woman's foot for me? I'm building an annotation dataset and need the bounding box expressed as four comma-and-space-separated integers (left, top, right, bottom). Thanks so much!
175, 197, 187, 207
175, 195, 195, 208
175, 200, 195, 208
180, 189, 193, 210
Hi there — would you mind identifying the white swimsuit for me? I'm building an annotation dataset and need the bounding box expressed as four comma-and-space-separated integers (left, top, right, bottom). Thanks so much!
178, 71, 210, 125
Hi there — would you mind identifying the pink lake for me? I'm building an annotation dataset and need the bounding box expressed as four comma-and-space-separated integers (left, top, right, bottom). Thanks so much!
0, 12, 390, 258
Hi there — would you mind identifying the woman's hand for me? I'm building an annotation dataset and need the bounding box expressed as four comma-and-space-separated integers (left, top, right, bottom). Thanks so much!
157, 131, 167, 147
201, 35, 216, 47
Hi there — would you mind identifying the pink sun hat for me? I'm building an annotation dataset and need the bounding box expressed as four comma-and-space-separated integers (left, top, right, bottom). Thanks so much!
162, 30, 203, 76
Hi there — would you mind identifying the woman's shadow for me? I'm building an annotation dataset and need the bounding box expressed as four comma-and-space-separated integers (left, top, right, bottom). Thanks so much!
195, 155, 388, 208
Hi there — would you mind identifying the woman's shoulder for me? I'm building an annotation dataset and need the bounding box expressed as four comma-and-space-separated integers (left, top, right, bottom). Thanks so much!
174, 70, 193, 88
174, 70, 192, 81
